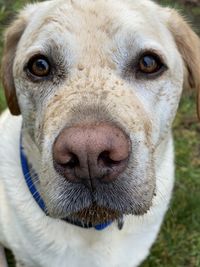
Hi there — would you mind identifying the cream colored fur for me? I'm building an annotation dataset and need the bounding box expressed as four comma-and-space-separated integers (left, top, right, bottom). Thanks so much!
0, 0, 199, 267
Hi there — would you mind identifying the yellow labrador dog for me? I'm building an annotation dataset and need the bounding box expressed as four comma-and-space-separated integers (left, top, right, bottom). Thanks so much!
0, 0, 199, 266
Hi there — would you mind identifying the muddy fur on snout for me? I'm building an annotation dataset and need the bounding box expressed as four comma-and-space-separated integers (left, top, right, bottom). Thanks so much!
70, 204, 121, 225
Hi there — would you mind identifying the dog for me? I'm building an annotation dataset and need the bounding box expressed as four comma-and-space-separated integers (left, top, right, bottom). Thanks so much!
0, 0, 199, 266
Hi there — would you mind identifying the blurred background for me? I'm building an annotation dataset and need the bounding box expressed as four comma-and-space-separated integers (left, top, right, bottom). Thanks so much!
0, 0, 199, 266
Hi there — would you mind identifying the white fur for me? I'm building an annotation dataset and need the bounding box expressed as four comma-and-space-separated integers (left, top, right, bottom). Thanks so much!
0, 110, 174, 267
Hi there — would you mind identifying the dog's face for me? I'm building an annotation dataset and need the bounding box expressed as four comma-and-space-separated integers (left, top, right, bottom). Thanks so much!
2, 0, 200, 225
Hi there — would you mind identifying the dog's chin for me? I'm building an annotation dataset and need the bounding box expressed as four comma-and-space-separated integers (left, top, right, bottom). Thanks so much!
63, 204, 121, 226
49, 198, 153, 227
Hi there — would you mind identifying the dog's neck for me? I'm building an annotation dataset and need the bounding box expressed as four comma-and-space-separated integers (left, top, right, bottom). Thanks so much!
20, 128, 46, 210
21, 128, 41, 174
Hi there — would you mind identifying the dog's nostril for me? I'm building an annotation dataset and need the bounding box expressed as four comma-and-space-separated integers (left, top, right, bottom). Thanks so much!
63, 153, 79, 169
54, 150, 80, 170
98, 151, 122, 167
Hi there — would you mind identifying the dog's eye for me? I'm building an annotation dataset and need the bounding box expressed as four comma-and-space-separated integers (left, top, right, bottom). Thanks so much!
27, 56, 50, 77
138, 54, 163, 74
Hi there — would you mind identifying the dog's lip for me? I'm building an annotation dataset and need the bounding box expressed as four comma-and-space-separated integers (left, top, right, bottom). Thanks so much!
61, 216, 95, 228
61, 214, 125, 230
61, 216, 112, 228
59, 204, 121, 227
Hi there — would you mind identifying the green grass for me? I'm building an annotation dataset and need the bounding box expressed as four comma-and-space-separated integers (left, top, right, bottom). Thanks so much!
0, 1, 200, 267
142, 94, 200, 267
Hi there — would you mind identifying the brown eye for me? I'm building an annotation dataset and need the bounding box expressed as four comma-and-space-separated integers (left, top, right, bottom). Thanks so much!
27, 56, 50, 77
138, 54, 162, 74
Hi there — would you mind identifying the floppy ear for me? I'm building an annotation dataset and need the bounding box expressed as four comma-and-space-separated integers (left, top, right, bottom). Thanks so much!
1, 15, 27, 115
1, 4, 38, 115
167, 9, 200, 120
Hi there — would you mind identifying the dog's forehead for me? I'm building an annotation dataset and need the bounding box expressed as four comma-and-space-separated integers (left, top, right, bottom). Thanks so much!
21, 0, 166, 50
15, 0, 180, 72
29, 0, 159, 27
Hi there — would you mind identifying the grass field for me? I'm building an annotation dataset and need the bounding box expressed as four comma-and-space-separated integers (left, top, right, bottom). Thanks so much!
0, 1, 200, 267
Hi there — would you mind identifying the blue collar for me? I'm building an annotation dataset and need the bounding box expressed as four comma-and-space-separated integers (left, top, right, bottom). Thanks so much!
20, 133, 112, 231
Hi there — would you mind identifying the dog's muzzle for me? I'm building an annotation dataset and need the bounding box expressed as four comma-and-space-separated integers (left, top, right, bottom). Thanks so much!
53, 123, 131, 191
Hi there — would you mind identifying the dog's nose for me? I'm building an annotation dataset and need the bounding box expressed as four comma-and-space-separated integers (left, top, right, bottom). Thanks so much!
53, 123, 130, 189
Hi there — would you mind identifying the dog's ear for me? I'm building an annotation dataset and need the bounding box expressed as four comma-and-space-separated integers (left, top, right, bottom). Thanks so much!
166, 9, 200, 120
1, 5, 37, 115
1, 15, 27, 115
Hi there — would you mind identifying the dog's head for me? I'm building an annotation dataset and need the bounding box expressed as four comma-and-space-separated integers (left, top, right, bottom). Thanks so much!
1, 0, 200, 225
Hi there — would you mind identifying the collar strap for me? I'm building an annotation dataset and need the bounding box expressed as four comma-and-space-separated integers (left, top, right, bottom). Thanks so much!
20, 133, 112, 231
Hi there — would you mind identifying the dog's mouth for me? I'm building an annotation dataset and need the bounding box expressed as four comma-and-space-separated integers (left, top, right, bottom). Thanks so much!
62, 203, 122, 228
